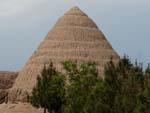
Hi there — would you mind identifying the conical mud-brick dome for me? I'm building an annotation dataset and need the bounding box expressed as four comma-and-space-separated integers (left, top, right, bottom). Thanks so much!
8, 7, 119, 102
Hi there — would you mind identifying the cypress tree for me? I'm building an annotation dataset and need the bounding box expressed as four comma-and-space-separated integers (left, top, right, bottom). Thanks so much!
29, 63, 65, 113
63, 61, 102, 113
135, 64, 150, 113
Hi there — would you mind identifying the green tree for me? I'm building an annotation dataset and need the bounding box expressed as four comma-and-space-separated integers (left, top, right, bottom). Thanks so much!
104, 57, 144, 113
85, 79, 110, 113
29, 63, 65, 113
115, 61, 143, 113
63, 58, 145, 113
29, 58, 149, 113
135, 64, 150, 113
104, 58, 121, 113
63, 61, 103, 113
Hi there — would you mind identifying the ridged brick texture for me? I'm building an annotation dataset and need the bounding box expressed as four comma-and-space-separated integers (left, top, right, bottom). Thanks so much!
8, 7, 119, 102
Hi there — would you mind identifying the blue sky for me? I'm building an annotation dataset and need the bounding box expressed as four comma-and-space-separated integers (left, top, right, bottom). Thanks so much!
0, 0, 150, 71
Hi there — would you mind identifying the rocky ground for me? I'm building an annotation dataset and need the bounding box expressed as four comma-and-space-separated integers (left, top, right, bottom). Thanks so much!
0, 71, 44, 113
0, 71, 18, 89
0, 71, 18, 104
0, 103, 43, 113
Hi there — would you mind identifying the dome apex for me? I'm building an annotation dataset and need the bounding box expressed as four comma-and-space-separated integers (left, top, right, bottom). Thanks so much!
55, 6, 97, 28
64, 6, 87, 16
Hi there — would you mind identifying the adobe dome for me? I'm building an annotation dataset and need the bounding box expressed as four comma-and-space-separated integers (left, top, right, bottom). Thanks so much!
8, 7, 119, 102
